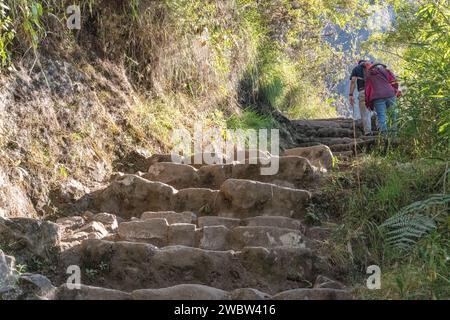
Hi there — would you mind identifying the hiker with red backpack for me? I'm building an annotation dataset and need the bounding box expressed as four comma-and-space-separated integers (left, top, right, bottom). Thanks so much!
363, 62, 402, 136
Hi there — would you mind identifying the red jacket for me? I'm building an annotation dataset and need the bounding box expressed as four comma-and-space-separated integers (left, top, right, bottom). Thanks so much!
364, 64, 399, 110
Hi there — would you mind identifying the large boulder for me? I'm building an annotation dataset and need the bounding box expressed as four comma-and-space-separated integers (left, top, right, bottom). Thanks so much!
113, 149, 152, 174
0, 217, 60, 261
0, 249, 17, 296
0, 168, 37, 218
93, 175, 176, 219
144, 162, 200, 189
15, 273, 56, 300
1, 250, 56, 300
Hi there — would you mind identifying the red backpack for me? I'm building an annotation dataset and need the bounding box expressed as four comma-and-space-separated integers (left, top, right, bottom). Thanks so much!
364, 63, 401, 110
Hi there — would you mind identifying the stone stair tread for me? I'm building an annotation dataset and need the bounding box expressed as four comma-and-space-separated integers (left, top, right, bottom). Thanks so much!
244, 216, 304, 230
330, 139, 375, 152
218, 179, 311, 219
141, 211, 196, 224
197, 215, 304, 230
93, 175, 311, 220
198, 216, 241, 229
132, 284, 228, 300
72, 239, 316, 294
116, 218, 308, 250
272, 288, 352, 300
55, 283, 349, 300
143, 156, 318, 190
56, 284, 132, 300
230, 226, 306, 249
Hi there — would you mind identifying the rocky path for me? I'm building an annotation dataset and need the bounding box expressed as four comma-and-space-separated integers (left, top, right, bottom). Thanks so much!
0, 118, 373, 300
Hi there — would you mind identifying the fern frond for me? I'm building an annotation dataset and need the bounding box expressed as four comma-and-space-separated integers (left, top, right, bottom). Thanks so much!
380, 194, 450, 250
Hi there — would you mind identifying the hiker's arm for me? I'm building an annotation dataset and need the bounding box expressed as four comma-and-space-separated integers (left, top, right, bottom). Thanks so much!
349, 76, 357, 94
349, 76, 357, 106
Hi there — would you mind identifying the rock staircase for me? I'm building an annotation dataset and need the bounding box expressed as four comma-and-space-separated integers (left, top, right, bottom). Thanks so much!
1, 118, 373, 300
292, 118, 377, 160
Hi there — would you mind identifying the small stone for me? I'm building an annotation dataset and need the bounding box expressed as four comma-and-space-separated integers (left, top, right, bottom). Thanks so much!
83, 211, 95, 221
73, 221, 108, 239
56, 216, 85, 230
93, 213, 118, 231
64, 231, 90, 242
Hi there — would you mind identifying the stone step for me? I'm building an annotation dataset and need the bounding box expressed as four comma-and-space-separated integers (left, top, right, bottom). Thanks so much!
142, 156, 318, 190
329, 143, 356, 152
299, 137, 356, 146
56, 283, 350, 300
141, 211, 197, 224
67, 239, 317, 294
146, 151, 274, 170
292, 119, 359, 130
56, 284, 132, 300
218, 179, 311, 219
132, 284, 229, 300
198, 215, 304, 231
228, 226, 306, 250
144, 162, 199, 189
116, 218, 308, 250
92, 175, 311, 220
134, 213, 304, 231
272, 288, 351, 300
199, 225, 307, 251
329, 139, 376, 152
198, 216, 241, 229
282, 145, 333, 171
243, 216, 304, 230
